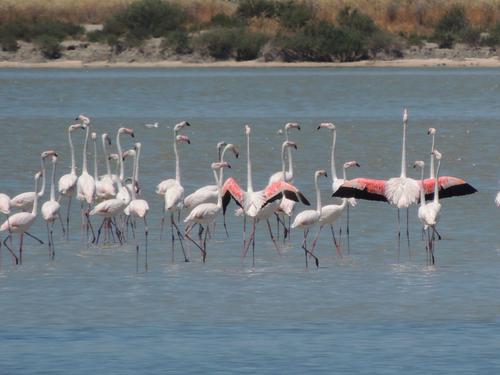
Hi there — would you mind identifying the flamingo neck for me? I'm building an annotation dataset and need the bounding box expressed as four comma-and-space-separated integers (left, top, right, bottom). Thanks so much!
92, 137, 98, 181
219, 145, 229, 186
434, 159, 441, 203
69, 129, 76, 175
32, 176, 40, 215
135, 146, 141, 187
429, 135, 435, 178
340, 198, 348, 210
116, 131, 124, 182
131, 152, 137, 201
214, 169, 222, 208
331, 129, 338, 181
315, 174, 322, 214
285, 128, 293, 178
246, 131, 253, 192
174, 139, 181, 184
281, 144, 287, 180
82, 125, 90, 174
401, 121, 407, 178
419, 167, 425, 207
38, 156, 46, 197
50, 159, 57, 202
102, 138, 112, 178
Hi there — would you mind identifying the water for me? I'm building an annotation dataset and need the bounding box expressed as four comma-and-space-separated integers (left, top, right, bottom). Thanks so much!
0, 67, 499, 374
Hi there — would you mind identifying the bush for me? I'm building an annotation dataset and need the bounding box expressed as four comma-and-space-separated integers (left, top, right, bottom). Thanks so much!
436, 5, 468, 35
34, 35, 62, 59
461, 27, 481, 46
277, 1, 313, 30
0, 35, 19, 52
86, 30, 107, 43
236, 0, 276, 19
235, 32, 268, 60
161, 30, 192, 54
483, 22, 500, 46
0, 18, 83, 42
367, 30, 404, 58
434, 31, 456, 48
407, 33, 426, 47
211, 13, 244, 28
103, 0, 187, 40
197, 28, 237, 59
336, 6, 378, 37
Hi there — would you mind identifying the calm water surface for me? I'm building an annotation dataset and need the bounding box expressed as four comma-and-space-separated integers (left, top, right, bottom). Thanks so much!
0, 68, 499, 374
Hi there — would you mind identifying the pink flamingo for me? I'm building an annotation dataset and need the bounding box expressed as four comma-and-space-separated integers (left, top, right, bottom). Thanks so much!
222, 125, 310, 266
94, 133, 116, 201
1, 172, 42, 265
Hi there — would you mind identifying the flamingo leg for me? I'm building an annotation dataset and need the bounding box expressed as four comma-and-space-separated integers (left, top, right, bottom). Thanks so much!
25, 231, 44, 245
347, 205, 350, 255
111, 217, 123, 245
46, 222, 51, 260
3, 235, 18, 265
330, 224, 342, 258
242, 219, 255, 263
58, 212, 66, 238
160, 208, 166, 241
185, 227, 205, 261
170, 212, 175, 262
222, 212, 229, 239
434, 228, 442, 241
266, 219, 282, 255
203, 226, 209, 263
300, 229, 319, 268
172, 214, 188, 262
19, 233, 24, 265
95, 219, 105, 245
242, 214, 247, 254
310, 224, 324, 255
143, 216, 149, 272
66, 194, 72, 240
50, 223, 55, 260
252, 219, 256, 267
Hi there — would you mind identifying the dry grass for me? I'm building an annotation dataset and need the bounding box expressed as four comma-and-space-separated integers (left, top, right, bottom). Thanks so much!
1, 0, 500, 34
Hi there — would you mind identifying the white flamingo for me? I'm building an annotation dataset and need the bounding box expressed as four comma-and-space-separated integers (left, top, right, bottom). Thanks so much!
101, 133, 119, 185
58, 123, 85, 237
291, 169, 328, 268
11, 150, 55, 211
0, 193, 10, 215
416, 150, 443, 265
163, 134, 191, 262
310, 161, 360, 257
222, 125, 310, 266
1, 172, 42, 265
268, 122, 300, 184
156, 121, 191, 196
94, 133, 116, 200
115, 127, 135, 206
41, 154, 64, 259
184, 162, 231, 262
127, 143, 150, 270
496, 192, 500, 207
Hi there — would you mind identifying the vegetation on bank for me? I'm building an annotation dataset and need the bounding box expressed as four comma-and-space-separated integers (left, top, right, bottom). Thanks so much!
1, 0, 500, 61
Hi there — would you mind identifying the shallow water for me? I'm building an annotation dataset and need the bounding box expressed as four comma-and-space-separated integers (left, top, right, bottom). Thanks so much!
0, 67, 499, 374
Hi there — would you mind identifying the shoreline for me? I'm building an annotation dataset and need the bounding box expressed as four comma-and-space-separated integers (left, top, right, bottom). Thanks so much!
1, 57, 500, 69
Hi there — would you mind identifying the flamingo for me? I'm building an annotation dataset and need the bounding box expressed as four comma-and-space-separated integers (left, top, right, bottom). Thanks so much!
164, 134, 191, 263
41, 154, 64, 259
156, 121, 191, 196
101, 133, 119, 184
222, 125, 310, 266
126, 143, 150, 270
0, 193, 10, 216
184, 142, 239, 237
94, 133, 116, 200
318, 122, 357, 251
420, 127, 477, 200
115, 127, 135, 206
333, 109, 420, 245
76, 120, 96, 242
415, 149, 443, 265
1, 171, 42, 265
11, 150, 55, 211
184, 162, 231, 262
496, 192, 500, 207
58, 123, 85, 237
310, 161, 360, 257
268, 122, 300, 184
291, 169, 328, 268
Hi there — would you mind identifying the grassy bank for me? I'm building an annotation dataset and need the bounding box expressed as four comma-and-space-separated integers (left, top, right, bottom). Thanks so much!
1, 0, 500, 62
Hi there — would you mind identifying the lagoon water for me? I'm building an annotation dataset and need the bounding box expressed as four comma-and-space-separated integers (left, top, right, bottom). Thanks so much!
0, 67, 499, 374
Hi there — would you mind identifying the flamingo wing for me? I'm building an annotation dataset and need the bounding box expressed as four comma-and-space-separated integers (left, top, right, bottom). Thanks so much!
263, 181, 310, 206
333, 178, 388, 202
221, 177, 244, 214
422, 176, 477, 200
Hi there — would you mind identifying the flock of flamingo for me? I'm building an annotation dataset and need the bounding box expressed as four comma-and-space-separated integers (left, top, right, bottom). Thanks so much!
0, 109, 484, 269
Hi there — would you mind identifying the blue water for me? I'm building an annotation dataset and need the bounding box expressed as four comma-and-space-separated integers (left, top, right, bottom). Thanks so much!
0, 67, 499, 374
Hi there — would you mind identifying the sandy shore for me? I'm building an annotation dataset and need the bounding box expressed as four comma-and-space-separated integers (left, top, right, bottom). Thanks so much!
1, 57, 500, 69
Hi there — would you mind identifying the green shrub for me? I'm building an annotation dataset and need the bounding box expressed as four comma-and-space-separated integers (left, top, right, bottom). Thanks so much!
236, 0, 276, 19
103, 0, 187, 40
86, 30, 107, 43
461, 27, 481, 46
336, 6, 377, 37
277, 1, 313, 30
367, 30, 404, 57
197, 28, 237, 59
161, 30, 192, 54
434, 31, 456, 48
436, 5, 468, 35
0, 35, 19, 52
407, 33, 425, 47
211, 13, 244, 28
235, 31, 268, 60
483, 22, 500, 46
0, 18, 83, 42
34, 35, 62, 59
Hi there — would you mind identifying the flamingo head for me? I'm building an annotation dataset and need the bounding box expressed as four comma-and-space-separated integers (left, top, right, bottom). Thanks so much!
35, 171, 42, 180
277, 129, 283, 135
245, 124, 251, 135
285, 122, 300, 131
134, 142, 141, 152
122, 149, 136, 161
413, 160, 425, 169
75, 114, 90, 124
108, 153, 119, 161
343, 160, 360, 169
174, 121, 190, 132
51, 155, 58, 164
427, 127, 437, 135
282, 141, 297, 151
226, 144, 239, 158
69, 123, 85, 132
176, 134, 190, 144
432, 149, 442, 160
102, 133, 112, 145
41, 150, 57, 159
315, 169, 328, 179
317, 122, 335, 131
91, 132, 97, 140
403, 108, 408, 124
217, 141, 227, 150
211, 161, 231, 170
119, 127, 135, 138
